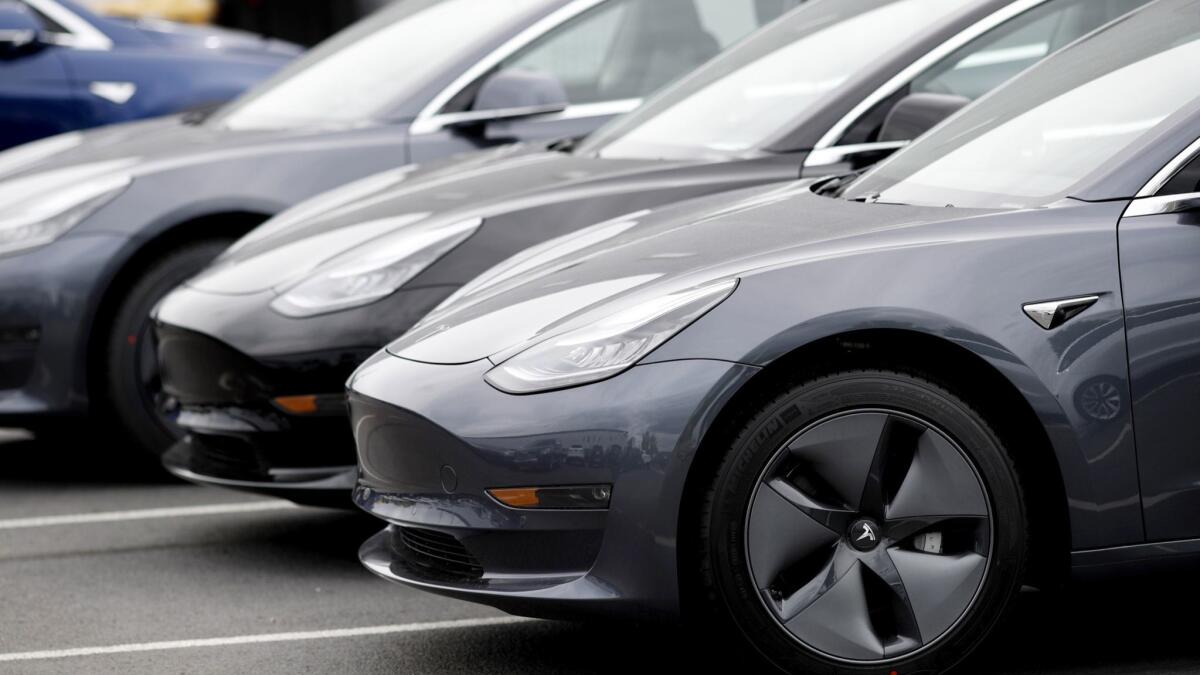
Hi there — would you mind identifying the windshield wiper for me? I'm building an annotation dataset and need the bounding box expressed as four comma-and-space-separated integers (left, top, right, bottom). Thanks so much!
813, 170, 866, 198
547, 136, 579, 154
180, 102, 223, 126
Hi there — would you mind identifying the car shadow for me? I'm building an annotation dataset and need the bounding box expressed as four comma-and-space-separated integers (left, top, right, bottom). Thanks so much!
968, 573, 1200, 673
0, 427, 178, 484
363, 571, 1200, 674
5, 428, 1198, 673
183, 505, 382, 563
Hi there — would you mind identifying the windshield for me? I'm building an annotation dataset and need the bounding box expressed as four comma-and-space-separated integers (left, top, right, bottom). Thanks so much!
844, 0, 1200, 209
211, 0, 547, 131
576, 0, 967, 161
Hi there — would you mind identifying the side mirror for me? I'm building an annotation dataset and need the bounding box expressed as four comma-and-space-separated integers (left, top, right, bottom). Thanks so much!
878, 92, 971, 143
440, 68, 569, 131
474, 68, 568, 114
0, 2, 45, 58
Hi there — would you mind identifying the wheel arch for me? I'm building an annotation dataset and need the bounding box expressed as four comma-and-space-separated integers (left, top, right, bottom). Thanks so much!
83, 210, 272, 410
677, 327, 1072, 613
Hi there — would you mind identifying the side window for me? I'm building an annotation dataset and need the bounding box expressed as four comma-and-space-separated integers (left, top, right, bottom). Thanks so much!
837, 0, 1152, 144
912, 0, 1148, 99
468, 0, 788, 111
18, 2, 60, 33
499, 1, 627, 105
1158, 151, 1200, 196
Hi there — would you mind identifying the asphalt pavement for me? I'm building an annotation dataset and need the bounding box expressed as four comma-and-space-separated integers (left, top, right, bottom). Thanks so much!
1, 428, 1198, 674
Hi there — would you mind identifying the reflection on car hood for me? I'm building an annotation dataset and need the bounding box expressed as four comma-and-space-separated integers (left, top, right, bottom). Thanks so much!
187, 144, 693, 295
390, 182, 984, 365
0, 113, 392, 183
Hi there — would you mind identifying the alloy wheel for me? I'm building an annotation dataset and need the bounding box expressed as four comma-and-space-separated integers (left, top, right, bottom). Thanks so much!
745, 410, 992, 663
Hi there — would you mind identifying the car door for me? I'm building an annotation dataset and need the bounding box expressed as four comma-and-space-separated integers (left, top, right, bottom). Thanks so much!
407, 0, 800, 163
1118, 138, 1200, 541
0, 1, 86, 149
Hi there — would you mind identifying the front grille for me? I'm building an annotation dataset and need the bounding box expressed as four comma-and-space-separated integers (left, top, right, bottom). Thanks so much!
397, 526, 483, 580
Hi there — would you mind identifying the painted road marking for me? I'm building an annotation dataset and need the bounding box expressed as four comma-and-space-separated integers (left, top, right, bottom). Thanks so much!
0, 501, 297, 530
0, 617, 532, 662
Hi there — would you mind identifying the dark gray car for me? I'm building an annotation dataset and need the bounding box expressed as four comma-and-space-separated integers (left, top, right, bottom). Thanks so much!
0, 0, 768, 453
347, 1, 1200, 671
154, 0, 1148, 506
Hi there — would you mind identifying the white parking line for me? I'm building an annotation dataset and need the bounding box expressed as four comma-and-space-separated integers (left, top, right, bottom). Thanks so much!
0, 501, 297, 530
0, 617, 532, 662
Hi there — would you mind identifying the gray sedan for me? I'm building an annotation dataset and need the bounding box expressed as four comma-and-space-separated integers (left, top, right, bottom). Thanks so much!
0, 0, 768, 453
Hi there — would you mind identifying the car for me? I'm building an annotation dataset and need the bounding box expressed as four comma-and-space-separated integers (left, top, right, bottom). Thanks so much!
0, 0, 764, 455
0, 0, 300, 149
346, 0, 1200, 671
154, 0, 1149, 506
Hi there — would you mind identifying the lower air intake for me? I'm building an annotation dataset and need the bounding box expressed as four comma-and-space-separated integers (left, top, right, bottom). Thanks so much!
397, 526, 484, 580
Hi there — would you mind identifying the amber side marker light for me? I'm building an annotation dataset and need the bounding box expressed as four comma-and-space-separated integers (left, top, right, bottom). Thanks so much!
488, 485, 612, 510
272, 395, 320, 415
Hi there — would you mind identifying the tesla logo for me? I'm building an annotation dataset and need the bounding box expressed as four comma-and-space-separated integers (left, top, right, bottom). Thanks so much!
857, 523, 877, 542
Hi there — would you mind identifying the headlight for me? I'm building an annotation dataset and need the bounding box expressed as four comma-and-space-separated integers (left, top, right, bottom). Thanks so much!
484, 279, 737, 394
269, 216, 482, 318
0, 173, 131, 256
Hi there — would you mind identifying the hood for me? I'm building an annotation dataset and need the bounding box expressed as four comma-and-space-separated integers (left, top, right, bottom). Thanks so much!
186, 143, 697, 296
128, 17, 301, 57
389, 182, 992, 365
0, 114, 386, 184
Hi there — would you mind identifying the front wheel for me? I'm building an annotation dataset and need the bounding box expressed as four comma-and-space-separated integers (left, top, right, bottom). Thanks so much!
104, 238, 233, 458
700, 369, 1027, 674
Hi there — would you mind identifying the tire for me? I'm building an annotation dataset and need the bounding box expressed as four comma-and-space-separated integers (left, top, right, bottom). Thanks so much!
103, 238, 233, 458
699, 369, 1027, 674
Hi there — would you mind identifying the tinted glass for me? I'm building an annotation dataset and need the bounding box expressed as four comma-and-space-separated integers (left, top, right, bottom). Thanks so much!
486, 0, 790, 108
912, 0, 1149, 100
577, 0, 965, 161
213, 0, 547, 130
19, 1, 65, 32
845, 0, 1200, 209
1159, 151, 1200, 195
834, 0, 1153, 145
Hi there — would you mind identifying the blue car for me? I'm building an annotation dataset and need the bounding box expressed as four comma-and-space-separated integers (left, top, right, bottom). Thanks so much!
0, 0, 300, 149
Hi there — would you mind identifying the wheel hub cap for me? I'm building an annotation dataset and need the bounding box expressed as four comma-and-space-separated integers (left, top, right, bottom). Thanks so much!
745, 410, 992, 663
847, 518, 881, 552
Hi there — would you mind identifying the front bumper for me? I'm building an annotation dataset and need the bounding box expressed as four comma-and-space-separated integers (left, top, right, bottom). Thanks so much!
153, 283, 455, 504
156, 322, 367, 506
348, 353, 759, 619
0, 233, 131, 422
162, 435, 357, 507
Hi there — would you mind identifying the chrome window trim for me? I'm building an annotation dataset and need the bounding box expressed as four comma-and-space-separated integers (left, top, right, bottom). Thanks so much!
804, 140, 910, 168
410, 0, 611, 136
1135, 135, 1200, 198
416, 97, 640, 135
813, 0, 1049, 150
500, 97, 641, 124
1124, 191, 1200, 218
24, 0, 113, 50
